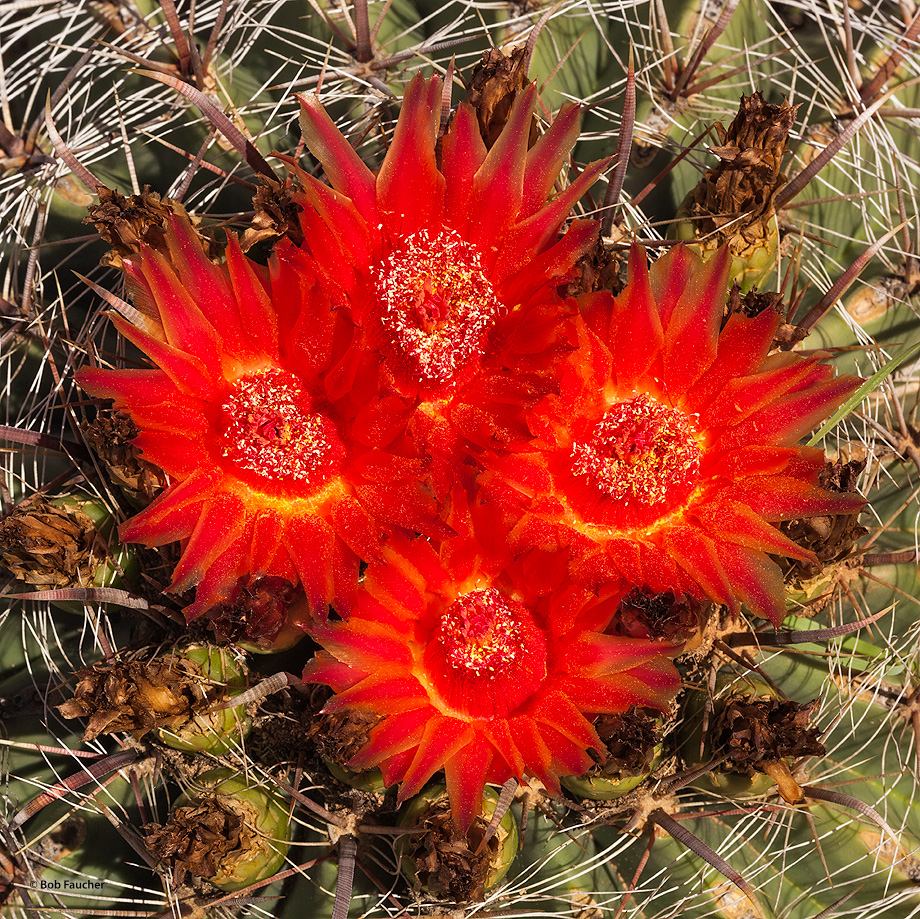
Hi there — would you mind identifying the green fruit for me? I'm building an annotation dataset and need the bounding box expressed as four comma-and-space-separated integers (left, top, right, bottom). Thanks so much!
155, 645, 252, 755
49, 493, 139, 613
397, 785, 518, 899
322, 757, 387, 793
562, 741, 664, 801
170, 768, 291, 892
670, 204, 779, 293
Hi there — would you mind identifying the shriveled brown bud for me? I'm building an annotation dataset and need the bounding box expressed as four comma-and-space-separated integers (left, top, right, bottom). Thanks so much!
306, 706, 386, 791
58, 658, 205, 741
0, 495, 100, 590
85, 186, 209, 269
725, 284, 786, 321
57, 646, 248, 745
691, 92, 798, 231
592, 707, 663, 778
200, 576, 307, 651
145, 797, 246, 889
712, 696, 826, 775
81, 411, 167, 505
465, 46, 537, 149
567, 237, 625, 297
562, 706, 665, 800
239, 176, 304, 252
674, 93, 799, 291
308, 707, 383, 768
145, 770, 290, 892
398, 786, 518, 901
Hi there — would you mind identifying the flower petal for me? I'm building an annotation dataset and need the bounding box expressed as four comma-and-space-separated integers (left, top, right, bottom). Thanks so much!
442, 103, 488, 224
396, 716, 475, 802
521, 103, 582, 216
377, 74, 445, 236
120, 469, 221, 545
662, 245, 731, 395
469, 82, 536, 257
444, 740, 494, 833
297, 92, 377, 215
717, 542, 789, 626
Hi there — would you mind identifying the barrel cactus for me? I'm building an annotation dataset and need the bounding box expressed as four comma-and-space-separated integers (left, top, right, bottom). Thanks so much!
2, 2, 920, 919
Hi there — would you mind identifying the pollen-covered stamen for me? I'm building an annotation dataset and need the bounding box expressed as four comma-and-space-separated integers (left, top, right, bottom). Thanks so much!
439, 589, 525, 677
572, 394, 702, 508
376, 229, 503, 384
425, 587, 549, 719
220, 369, 344, 485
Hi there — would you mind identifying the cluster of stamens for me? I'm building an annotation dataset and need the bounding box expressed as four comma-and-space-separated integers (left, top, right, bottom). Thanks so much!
438, 588, 525, 677
220, 370, 343, 485
375, 229, 503, 384
571, 394, 702, 509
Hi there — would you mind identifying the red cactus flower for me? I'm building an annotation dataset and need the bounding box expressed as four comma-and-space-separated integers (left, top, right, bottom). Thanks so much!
479, 245, 864, 626
302, 534, 680, 831
291, 74, 607, 405
77, 216, 441, 619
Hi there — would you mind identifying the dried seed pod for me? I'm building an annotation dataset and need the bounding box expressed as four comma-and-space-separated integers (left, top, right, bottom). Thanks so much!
0, 493, 138, 609
145, 768, 290, 892
58, 645, 251, 753
239, 176, 304, 252
671, 93, 799, 291
709, 695, 825, 804
1, 494, 101, 589
562, 707, 665, 801
155, 646, 252, 754
397, 785, 518, 901
712, 696, 825, 772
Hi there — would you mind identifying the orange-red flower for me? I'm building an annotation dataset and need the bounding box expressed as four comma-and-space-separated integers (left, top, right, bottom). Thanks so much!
479, 245, 864, 626
77, 217, 440, 619
291, 74, 607, 405
302, 534, 680, 830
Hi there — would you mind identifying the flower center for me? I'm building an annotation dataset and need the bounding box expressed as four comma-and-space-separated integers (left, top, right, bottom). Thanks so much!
376, 229, 502, 385
220, 369, 344, 485
426, 588, 548, 720
572, 394, 701, 509
439, 588, 524, 677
